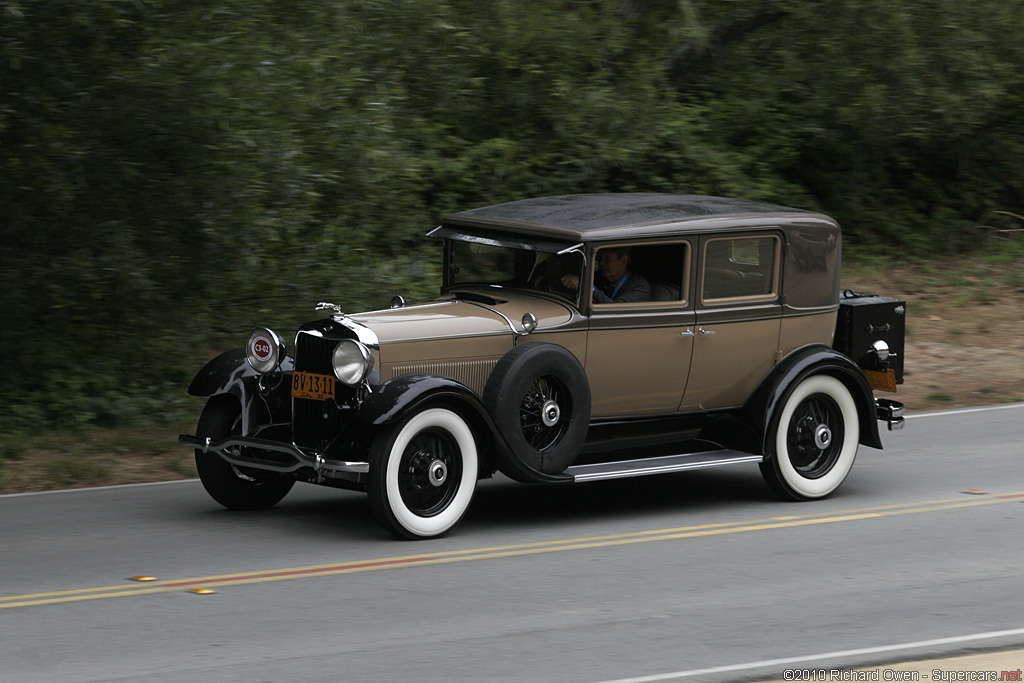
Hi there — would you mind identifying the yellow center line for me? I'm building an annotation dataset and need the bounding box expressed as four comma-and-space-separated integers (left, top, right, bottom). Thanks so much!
3, 491, 1022, 610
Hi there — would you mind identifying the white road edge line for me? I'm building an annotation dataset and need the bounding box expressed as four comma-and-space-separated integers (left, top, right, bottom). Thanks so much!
907, 402, 1024, 420
0, 478, 199, 499
593, 627, 1024, 683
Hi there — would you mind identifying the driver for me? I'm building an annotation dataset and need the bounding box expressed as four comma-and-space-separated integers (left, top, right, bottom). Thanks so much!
562, 247, 650, 303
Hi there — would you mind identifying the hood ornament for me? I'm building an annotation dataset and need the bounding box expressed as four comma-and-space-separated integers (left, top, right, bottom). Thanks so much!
315, 302, 344, 315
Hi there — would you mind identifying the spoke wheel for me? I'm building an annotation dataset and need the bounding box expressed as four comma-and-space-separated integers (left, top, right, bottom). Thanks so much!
367, 407, 478, 539
760, 374, 860, 500
786, 392, 844, 479
519, 375, 570, 452
396, 427, 463, 517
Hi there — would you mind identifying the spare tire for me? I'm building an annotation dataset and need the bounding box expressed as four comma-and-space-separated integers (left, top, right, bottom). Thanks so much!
483, 343, 591, 475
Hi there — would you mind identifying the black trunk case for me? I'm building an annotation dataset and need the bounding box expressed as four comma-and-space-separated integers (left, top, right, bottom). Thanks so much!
833, 294, 906, 383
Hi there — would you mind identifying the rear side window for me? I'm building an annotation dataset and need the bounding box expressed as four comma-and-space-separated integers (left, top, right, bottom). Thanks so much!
702, 236, 778, 301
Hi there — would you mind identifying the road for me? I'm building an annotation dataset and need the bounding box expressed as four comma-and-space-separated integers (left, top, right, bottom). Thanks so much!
2, 404, 1023, 682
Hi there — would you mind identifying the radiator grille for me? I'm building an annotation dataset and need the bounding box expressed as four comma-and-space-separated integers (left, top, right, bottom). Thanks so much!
389, 359, 498, 396
293, 332, 340, 450
295, 333, 335, 375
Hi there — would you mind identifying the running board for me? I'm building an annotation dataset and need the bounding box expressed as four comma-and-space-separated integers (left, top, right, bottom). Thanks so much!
566, 449, 763, 483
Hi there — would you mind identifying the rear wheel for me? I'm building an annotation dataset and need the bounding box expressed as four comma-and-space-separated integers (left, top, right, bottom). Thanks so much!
760, 374, 859, 500
194, 395, 294, 510
367, 406, 478, 539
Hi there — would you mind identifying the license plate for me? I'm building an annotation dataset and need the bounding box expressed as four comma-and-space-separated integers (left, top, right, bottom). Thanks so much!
864, 369, 897, 393
291, 371, 336, 401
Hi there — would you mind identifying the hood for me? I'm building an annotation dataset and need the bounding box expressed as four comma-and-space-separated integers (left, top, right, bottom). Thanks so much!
349, 291, 574, 344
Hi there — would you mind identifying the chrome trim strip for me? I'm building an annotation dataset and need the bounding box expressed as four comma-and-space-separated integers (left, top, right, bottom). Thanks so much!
567, 450, 762, 482
356, 301, 460, 316
380, 330, 512, 345
456, 298, 524, 335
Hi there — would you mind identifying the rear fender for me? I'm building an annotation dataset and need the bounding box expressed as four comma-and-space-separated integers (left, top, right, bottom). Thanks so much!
186, 348, 293, 433
742, 344, 883, 456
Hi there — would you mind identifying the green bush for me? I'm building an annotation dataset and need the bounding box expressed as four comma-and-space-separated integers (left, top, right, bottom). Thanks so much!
3, 0, 1023, 431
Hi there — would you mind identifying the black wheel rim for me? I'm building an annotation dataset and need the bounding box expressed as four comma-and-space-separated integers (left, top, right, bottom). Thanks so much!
398, 427, 462, 517
519, 375, 570, 451
786, 392, 844, 479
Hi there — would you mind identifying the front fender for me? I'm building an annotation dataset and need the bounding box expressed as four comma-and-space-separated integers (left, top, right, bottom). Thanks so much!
186, 348, 293, 433
356, 374, 484, 426
742, 344, 883, 455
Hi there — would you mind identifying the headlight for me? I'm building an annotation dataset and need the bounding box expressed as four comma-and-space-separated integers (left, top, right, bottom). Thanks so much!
246, 328, 285, 374
332, 339, 374, 386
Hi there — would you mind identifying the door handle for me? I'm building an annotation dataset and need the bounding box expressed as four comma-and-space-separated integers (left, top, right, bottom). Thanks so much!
698, 327, 716, 335
681, 328, 695, 337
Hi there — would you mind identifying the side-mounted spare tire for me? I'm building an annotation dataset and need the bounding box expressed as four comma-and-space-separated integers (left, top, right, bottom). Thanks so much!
483, 343, 591, 475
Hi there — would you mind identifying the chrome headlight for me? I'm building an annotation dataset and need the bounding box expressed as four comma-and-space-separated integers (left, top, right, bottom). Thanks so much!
246, 328, 285, 374
332, 339, 374, 386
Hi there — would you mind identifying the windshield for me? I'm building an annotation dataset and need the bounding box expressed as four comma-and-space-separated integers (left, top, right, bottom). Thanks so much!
448, 241, 584, 303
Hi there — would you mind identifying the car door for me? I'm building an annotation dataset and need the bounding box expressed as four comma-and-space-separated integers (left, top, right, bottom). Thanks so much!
679, 233, 783, 412
584, 241, 695, 417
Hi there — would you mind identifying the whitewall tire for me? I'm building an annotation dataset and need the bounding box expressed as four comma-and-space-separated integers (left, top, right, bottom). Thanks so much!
761, 374, 860, 500
367, 407, 479, 539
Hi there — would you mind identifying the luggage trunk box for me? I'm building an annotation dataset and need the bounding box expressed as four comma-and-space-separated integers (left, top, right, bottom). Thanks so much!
833, 292, 906, 385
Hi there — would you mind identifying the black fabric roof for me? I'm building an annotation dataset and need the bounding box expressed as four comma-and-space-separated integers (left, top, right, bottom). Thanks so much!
442, 194, 817, 240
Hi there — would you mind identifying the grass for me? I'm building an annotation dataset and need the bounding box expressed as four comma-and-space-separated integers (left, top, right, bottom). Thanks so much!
43, 457, 112, 489
0, 420, 197, 494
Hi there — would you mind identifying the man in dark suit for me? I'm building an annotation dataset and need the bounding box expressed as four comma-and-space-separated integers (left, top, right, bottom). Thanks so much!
562, 246, 651, 303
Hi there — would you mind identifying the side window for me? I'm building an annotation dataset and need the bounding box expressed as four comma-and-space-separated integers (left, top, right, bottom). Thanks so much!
702, 236, 778, 301
592, 243, 687, 305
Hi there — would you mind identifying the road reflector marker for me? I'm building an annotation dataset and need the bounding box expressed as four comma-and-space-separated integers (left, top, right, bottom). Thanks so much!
188, 589, 215, 595
129, 576, 158, 582
962, 489, 987, 495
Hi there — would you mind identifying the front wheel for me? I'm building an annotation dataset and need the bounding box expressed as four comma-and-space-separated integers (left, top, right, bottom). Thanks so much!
760, 374, 860, 500
366, 406, 479, 539
194, 395, 295, 510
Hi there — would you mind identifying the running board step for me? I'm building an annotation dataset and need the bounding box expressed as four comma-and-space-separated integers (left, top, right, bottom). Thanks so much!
566, 449, 763, 483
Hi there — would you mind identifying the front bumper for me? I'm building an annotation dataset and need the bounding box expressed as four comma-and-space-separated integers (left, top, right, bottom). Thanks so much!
179, 433, 369, 478
875, 398, 905, 431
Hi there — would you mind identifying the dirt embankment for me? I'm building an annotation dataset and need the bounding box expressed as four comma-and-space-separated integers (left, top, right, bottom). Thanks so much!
843, 259, 1024, 411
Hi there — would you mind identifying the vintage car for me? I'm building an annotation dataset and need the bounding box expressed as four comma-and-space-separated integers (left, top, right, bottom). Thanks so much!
180, 194, 906, 539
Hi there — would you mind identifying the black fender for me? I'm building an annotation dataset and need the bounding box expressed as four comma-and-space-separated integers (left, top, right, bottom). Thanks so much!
355, 373, 571, 484
740, 344, 883, 457
186, 348, 293, 433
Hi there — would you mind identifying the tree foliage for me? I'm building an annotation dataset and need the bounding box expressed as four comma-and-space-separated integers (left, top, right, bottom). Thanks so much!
2, 0, 1022, 430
